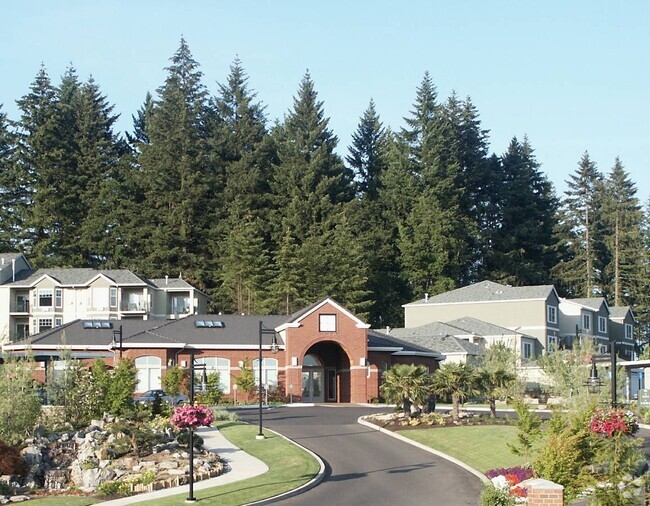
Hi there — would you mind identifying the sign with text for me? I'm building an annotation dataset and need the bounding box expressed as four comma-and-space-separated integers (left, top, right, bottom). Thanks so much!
638, 389, 650, 407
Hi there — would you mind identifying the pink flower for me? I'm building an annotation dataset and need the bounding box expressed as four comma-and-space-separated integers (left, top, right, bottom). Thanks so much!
170, 405, 214, 429
589, 408, 638, 438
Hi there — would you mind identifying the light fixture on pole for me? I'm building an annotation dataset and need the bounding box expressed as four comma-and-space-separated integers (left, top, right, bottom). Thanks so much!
585, 355, 602, 395
610, 339, 618, 408
112, 324, 123, 360
186, 352, 206, 504
257, 321, 279, 440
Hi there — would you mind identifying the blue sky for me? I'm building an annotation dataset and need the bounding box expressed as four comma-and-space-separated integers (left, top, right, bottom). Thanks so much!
2, 1, 648, 200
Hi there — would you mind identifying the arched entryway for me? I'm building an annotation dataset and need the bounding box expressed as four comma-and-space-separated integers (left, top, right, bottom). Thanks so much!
302, 341, 351, 403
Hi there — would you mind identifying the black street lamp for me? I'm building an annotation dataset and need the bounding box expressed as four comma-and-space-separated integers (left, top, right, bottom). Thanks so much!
112, 324, 123, 359
257, 321, 279, 440
586, 355, 602, 394
610, 339, 618, 408
187, 352, 206, 503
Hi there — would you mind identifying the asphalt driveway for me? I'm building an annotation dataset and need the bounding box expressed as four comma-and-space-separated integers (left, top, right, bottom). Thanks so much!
238, 405, 483, 505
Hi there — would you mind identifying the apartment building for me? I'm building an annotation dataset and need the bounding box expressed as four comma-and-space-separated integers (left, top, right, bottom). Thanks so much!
0, 253, 208, 343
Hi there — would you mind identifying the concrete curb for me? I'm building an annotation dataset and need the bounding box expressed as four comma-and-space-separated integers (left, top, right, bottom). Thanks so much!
246, 427, 327, 505
357, 416, 490, 485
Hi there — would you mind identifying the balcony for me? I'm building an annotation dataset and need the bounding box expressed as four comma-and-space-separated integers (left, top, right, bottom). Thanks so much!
120, 301, 149, 313
10, 300, 30, 313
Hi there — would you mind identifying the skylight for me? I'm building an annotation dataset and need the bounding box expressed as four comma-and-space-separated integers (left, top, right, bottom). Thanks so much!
82, 320, 113, 329
195, 320, 225, 328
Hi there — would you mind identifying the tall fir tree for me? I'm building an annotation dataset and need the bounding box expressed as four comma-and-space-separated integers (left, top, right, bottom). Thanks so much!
599, 158, 644, 306
485, 136, 559, 285
553, 152, 605, 297
0, 104, 20, 251
136, 39, 213, 287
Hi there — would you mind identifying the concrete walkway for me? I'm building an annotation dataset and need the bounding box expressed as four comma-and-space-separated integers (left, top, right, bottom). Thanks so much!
101, 426, 269, 505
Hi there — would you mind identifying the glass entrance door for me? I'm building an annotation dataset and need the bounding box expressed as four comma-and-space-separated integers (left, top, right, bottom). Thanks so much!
301, 369, 324, 402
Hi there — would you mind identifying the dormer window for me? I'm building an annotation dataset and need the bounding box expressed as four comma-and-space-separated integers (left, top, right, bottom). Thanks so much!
319, 314, 336, 332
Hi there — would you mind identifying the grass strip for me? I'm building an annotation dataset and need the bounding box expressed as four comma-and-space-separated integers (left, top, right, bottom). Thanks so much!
397, 425, 526, 473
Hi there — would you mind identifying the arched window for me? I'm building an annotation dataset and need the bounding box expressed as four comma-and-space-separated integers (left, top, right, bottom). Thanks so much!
252, 358, 278, 388
135, 356, 162, 392
303, 354, 322, 367
195, 357, 231, 393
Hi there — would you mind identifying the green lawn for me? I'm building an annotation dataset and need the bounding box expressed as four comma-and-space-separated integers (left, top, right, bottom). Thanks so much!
397, 425, 527, 473
31, 421, 320, 506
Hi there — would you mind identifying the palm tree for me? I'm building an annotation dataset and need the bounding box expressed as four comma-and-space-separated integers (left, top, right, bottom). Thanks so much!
431, 362, 479, 421
380, 363, 432, 416
477, 367, 517, 418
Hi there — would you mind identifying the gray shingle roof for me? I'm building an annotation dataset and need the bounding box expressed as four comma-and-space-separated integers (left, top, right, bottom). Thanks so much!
6, 268, 146, 286
148, 278, 197, 290
445, 316, 520, 336
405, 280, 555, 305
389, 322, 467, 338
380, 326, 484, 356
610, 306, 632, 319
565, 297, 607, 311
0, 253, 25, 264
367, 330, 440, 354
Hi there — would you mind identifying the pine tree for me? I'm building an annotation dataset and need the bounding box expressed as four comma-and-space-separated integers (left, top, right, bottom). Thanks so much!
599, 158, 644, 306
486, 136, 559, 285
136, 39, 213, 286
400, 72, 437, 170
346, 99, 387, 199
0, 104, 20, 251
269, 226, 304, 314
553, 152, 605, 297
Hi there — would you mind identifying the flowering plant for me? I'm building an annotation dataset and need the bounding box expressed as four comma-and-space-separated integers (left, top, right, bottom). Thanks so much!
486, 467, 532, 502
589, 408, 638, 438
486, 466, 534, 482
170, 404, 214, 429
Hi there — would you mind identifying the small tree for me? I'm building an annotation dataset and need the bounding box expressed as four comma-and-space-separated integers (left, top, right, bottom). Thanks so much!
196, 372, 224, 406
477, 367, 517, 418
162, 364, 188, 402
508, 398, 543, 464
380, 363, 432, 415
0, 358, 42, 445
106, 359, 138, 415
91, 359, 111, 413
431, 362, 479, 421
235, 358, 256, 398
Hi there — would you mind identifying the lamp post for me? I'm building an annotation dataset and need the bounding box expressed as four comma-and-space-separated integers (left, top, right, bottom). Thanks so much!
257, 321, 279, 440
610, 339, 618, 408
112, 324, 123, 360
186, 353, 206, 503
586, 355, 602, 394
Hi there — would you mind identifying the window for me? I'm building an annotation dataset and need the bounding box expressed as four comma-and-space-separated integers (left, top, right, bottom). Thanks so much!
39, 289, 53, 307
82, 320, 113, 329
319, 314, 337, 332
55, 318, 62, 327
135, 356, 162, 392
38, 318, 53, 332
598, 316, 607, 333
547, 335, 558, 349
195, 357, 230, 392
15, 323, 29, 340
547, 306, 557, 324
625, 324, 633, 340
54, 289, 62, 308
583, 314, 591, 331
252, 358, 278, 387
109, 287, 117, 308
195, 320, 225, 328
172, 296, 191, 314
522, 342, 532, 360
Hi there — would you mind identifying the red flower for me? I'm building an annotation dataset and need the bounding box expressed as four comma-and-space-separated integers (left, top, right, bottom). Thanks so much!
589, 408, 638, 438
170, 405, 214, 429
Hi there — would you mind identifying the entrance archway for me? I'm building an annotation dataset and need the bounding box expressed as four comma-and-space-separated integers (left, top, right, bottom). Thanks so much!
302, 341, 351, 403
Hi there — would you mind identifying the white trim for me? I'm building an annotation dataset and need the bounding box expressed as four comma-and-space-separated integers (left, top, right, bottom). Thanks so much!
403, 296, 551, 308
292, 298, 370, 329
392, 351, 445, 359
368, 346, 403, 352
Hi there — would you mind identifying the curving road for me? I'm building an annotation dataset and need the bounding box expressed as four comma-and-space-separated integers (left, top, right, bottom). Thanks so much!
238, 405, 483, 505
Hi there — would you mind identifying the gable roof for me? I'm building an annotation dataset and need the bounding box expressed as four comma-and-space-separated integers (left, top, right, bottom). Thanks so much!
5, 268, 147, 287
0, 253, 27, 265
381, 325, 484, 357
367, 330, 445, 359
404, 280, 557, 306
563, 297, 609, 312
281, 297, 370, 330
609, 306, 634, 321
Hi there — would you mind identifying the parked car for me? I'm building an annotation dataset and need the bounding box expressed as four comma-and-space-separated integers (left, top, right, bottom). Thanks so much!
134, 389, 188, 405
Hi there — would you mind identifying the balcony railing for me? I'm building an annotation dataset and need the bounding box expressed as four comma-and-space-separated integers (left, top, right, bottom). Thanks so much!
10, 301, 30, 313
120, 301, 149, 312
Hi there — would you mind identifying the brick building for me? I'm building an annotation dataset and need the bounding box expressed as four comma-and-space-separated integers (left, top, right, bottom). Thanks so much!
2, 297, 443, 403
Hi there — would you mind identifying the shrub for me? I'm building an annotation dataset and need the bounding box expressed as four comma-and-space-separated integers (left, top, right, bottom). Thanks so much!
0, 440, 26, 476
176, 429, 204, 449
0, 359, 42, 445
479, 484, 515, 506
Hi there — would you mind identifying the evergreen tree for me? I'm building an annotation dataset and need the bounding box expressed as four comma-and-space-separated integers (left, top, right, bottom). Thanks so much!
553, 152, 605, 297
599, 158, 644, 306
0, 104, 20, 251
346, 99, 387, 199
486, 136, 559, 285
269, 225, 304, 314
400, 71, 437, 170
136, 39, 213, 286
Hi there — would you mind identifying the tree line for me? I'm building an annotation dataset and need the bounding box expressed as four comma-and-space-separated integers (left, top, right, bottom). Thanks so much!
0, 39, 648, 336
